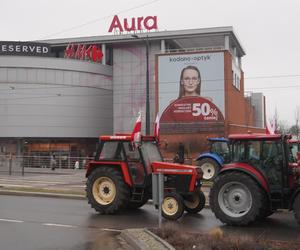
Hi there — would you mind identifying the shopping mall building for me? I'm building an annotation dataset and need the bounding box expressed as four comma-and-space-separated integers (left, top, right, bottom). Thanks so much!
0, 24, 266, 165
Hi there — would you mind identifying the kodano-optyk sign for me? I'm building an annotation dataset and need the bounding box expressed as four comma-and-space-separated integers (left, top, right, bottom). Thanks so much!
108, 15, 158, 33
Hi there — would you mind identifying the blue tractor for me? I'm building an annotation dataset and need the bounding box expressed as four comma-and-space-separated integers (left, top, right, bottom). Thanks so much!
195, 138, 230, 181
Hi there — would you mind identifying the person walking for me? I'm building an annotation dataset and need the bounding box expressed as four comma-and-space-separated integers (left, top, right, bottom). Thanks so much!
51, 154, 57, 170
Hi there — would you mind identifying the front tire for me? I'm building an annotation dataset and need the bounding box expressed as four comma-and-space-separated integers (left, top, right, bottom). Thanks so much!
210, 172, 264, 226
86, 167, 130, 214
198, 158, 219, 181
184, 189, 206, 214
293, 193, 300, 225
161, 193, 184, 220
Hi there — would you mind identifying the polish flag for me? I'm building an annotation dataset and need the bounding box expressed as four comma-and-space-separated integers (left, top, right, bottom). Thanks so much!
154, 113, 160, 143
266, 118, 276, 134
131, 112, 142, 144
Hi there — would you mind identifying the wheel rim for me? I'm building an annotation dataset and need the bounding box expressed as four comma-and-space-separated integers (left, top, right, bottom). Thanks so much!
218, 181, 252, 218
162, 197, 179, 216
201, 163, 216, 180
92, 177, 116, 205
184, 192, 200, 209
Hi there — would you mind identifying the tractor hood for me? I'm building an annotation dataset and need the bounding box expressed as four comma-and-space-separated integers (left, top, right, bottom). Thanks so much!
151, 161, 202, 177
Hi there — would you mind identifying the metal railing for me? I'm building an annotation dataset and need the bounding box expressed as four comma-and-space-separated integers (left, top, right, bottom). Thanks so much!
0, 154, 93, 175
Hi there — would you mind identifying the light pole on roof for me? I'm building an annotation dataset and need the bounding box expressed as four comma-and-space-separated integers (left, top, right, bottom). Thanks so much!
131, 34, 150, 135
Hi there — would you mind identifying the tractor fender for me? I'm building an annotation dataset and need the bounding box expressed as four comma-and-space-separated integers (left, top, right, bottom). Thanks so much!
195, 153, 223, 166
86, 160, 132, 186
219, 163, 269, 192
289, 188, 300, 210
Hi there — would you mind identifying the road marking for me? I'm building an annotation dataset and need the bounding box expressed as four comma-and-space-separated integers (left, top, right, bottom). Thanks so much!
0, 184, 32, 188
102, 228, 122, 232
0, 218, 24, 223
42, 223, 78, 228
0, 179, 66, 184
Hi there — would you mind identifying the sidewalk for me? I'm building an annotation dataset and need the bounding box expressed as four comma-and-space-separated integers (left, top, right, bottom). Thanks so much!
0, 167, 86, 199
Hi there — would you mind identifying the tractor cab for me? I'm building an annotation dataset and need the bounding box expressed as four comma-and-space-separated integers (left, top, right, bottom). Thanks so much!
92, 134, 161, 187
229, 134, 290, 188
208, 138, 231, 163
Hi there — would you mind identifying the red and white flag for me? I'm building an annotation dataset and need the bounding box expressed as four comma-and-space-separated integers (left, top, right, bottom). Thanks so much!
154, 113, 160, 143
266, 117, 276, 134
131, 112, 142, 144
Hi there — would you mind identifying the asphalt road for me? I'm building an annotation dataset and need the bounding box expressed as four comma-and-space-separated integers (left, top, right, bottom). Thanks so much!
0, 195, 299, 250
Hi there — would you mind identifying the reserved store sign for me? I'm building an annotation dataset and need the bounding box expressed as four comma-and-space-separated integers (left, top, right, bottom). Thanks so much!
0, 41, 51, 57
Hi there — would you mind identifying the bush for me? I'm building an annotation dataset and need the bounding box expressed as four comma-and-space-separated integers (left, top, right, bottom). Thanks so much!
150, 223, 300, 250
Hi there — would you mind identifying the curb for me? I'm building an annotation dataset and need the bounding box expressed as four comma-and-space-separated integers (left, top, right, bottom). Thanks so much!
121, 228, 174, 250
121, 230, 148, 250
144, 229, 175, 250
0, 189, 86, 200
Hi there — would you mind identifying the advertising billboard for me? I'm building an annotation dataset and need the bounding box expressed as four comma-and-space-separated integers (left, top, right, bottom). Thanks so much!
157, 52, 225, 133
157, 51, 225, 158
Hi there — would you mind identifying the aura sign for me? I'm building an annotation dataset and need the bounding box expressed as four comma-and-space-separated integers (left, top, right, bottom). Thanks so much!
108, 15, 158, 33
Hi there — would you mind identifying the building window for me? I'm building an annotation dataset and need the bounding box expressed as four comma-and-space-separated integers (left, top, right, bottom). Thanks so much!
232, 71, 240, 91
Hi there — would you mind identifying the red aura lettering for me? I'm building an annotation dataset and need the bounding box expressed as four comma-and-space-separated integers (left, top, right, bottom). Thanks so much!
108, 15, 123, 32
144, 16, 157, 30
137, 17, 144, 30
108, 15, 158, 33
124, 17, 136, 31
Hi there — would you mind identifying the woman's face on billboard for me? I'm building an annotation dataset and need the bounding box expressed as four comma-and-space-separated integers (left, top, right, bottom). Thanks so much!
181, 69, 200, 96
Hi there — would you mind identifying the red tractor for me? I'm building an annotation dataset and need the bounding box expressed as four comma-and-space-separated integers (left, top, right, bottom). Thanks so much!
85, 134, 205, 220
210, 133, 300, 226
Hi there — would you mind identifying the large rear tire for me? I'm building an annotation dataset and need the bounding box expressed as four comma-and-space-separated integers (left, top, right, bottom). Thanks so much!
198, 158, 219, 181
210, 172, 264, 226
86, 167, 130, 214
293, 193, 300, 225
161, 193, 184, 220
184, 189, 206, 214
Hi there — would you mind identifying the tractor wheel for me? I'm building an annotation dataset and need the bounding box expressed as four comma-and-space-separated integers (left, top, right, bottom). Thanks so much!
293, 193, 300, 225
184, 189, 206, 214
198, 158, 219, 181
161, 193, 184, 220
209, 171, 264, 226
86, 167, 130, 214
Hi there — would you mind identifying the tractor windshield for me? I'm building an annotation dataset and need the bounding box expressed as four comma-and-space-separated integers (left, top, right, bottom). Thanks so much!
290, 142, 299, 162
97, 141, 125, 161
140, 141, 163, 170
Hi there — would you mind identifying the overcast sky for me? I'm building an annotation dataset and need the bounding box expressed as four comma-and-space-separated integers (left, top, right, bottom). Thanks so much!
1, 0, 299, 126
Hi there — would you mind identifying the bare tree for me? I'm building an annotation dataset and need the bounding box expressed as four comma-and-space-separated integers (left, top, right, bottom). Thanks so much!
277, 120, 289, 134
294, 106, 300, 140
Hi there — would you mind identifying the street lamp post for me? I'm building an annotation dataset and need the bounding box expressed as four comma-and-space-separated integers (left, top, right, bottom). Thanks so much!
132, 35, 150, 135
